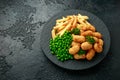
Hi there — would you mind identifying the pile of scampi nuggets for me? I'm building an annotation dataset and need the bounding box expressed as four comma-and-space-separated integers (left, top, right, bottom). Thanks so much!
51, 14, 104, 61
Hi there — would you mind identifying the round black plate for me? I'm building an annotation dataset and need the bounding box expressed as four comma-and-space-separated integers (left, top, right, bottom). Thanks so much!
41, 10, 110, 70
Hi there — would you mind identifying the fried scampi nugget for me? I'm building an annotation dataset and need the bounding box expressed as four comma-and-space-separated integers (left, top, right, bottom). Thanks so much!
94, 39, 104, 53
74, 54, 86, 60
86, 49, 95, 60
85, 21, 96, 32
93, 37, 99, 42
81, 25, 95, 32
80, 26, 87, 31
81, 30, 93, 36
88, 26, 96, 32
93, 32, 102, 39
72, 35, 86, 43
81, 42, 92, 50
94, 43, 103, 53
71, 41, 80, 47
80, 29, 84, 34
69, 45, 80, 55
98, 39, 104, 46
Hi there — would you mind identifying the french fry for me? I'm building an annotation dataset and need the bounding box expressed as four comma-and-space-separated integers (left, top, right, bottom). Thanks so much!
57, 25, 65, 32
72, 15, 77, 29
56, 17, 70, 23
57, 19, 73, 36
51, 29, 56, 39
54, 21, 69, 30
68, 16, 74, 30
56, 22, 63, 25
77, 17, 86, 26
78, 14, 89, 20
77, 23, 83, 29
57, 16, 74, 35
85, 21, 91, 26
84, 21, 96, 31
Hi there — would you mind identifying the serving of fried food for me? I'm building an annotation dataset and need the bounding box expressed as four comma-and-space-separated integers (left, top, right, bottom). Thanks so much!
50, 14, 104, 62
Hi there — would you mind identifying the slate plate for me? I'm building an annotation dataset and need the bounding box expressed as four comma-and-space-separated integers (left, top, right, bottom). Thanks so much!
41, 10, 110, 70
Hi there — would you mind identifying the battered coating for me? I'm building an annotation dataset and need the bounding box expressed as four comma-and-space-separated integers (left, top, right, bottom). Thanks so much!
71, 41, 80, 47
94, 43, 103, 53
72, 35, 86, 43
93, 32, 102, 39
98, 39, 104, 46
74, 54, 86, 60
81, 42, 92, 50
86, 49, 95, 60
69, 45, 80, 55
81, 30, 93, 36
93, 37, 99, 42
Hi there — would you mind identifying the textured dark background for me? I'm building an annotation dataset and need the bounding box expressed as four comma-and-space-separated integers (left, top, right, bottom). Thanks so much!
0, 0, 120, 80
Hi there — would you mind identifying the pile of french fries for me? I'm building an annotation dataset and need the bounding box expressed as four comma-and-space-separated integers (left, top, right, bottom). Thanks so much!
51, 14, 94, 39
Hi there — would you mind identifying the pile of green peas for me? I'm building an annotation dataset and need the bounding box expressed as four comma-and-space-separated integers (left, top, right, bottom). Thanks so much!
50, 31, 73, 62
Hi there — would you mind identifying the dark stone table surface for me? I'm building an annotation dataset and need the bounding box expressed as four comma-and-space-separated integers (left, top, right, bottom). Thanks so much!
0, 0, 120, 80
